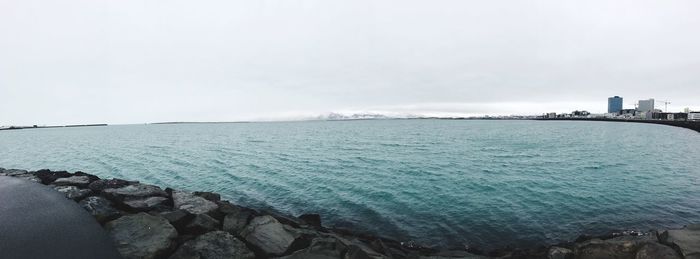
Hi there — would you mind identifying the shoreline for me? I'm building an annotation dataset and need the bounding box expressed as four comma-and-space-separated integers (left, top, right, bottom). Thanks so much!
1, 167, 697, 258
534, 118, 700, 133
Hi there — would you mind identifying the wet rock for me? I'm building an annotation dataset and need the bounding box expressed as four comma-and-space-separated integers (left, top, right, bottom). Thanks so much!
123, 196, 169, 211
660, 224, 700, 259
169, 231, 255, 259
299, 213, 322, 229
635, 242, 681, 259
223, 210, 253, 235
172, 190, 218, 214
345, 244, 387, 259
53, 185, 92, 201
548, 246, 573, 259
89, 178, 137, 192
240, 215, 296, 256
160, 209, 195, 230
418, 250, 489, 259
183, 213, 220, 235
79, 196, 121, 223
34, 169, 72, 184
194, 191, 221, 202
53, 175, 91, 188
103, 183, 167, 201
279, 237, 348, 259
573, 235, 656, 259
105, 213, 177, 259
2, 168, 29, 176
14, 173, 41, 183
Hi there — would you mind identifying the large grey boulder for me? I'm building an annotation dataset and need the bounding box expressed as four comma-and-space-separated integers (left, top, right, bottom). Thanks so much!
53, 175, 91, 187
103, 183, 168, 200
660, 224, 700, 259
223, 210, 253, 235
79, 196, 121, 223
573, 235, 656, 259
279, 237, 348, 259
169, 231, 254, 259
123, 196, 169, 211
2, 168, 29, 176
183, 213, 220, 235
240, 215, 296, 256
172, 190, 218, 214
53, 185, 92, 201
14, 173, 41, 183
635, 242, 681, 259
548, 246, 573, 259
105, 213, 178, 259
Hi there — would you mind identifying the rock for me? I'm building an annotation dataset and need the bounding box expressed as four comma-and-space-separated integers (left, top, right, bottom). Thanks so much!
3, 168, 29, 176
194, 191, 221, 202
172, 190, 218, 214
103, 183, 168, 201
53, 185, 92, 201
548, 246, 573, 259
53, 175, 91, 187
419, 251, 489, 259
299, 213, 322, 229
328, 235, 386, 259
160, 209, 195, 230
660, 224, 700, 259
105, 213, 177, 259
183, 214, 220, 235
223, 210, 253, 235
89, 178, 137, 192
169, 231, 255, 259
123, 196, 169, 211
279, 237, 348, 259
573, 236, 655, 259
79, 196, 121, 223
635, 242, 681, 259
34, 169, 72, 184
345, 244, 387, 259
14, 173, 41, 183
240, 215, 296, 256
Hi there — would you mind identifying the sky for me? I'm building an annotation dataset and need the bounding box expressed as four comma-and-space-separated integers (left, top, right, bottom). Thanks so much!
1, 0, 699, 125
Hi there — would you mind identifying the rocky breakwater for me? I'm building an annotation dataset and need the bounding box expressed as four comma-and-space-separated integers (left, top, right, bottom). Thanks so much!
2, 167, 698, 259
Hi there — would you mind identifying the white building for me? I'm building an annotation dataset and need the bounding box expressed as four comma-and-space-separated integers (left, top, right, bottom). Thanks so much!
637, 99, 655, 112
689, 112, 700, 121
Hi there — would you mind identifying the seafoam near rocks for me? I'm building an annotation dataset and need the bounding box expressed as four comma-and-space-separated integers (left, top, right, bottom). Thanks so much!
0, 167, 692, 259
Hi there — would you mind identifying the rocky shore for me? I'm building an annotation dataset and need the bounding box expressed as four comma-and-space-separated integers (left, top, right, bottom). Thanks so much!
1, 168, 698, 259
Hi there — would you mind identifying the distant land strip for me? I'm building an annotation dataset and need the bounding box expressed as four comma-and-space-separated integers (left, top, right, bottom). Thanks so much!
0, 124, 108, 131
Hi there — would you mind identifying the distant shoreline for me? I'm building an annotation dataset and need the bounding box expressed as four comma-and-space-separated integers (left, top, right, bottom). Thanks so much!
535, 118, 700, 133
2, 118, 699, 133
0, 124, 107, 131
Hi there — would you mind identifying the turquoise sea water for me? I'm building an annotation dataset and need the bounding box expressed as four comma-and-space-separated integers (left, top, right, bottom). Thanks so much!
1, 120, 699, 249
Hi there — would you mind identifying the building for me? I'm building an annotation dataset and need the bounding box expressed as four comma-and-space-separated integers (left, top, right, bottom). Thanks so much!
638, 99, 655, 112
684, 107, 691, 113
651, 112, 688, 121
689, 112, 700, 121
607, 96, 623, 114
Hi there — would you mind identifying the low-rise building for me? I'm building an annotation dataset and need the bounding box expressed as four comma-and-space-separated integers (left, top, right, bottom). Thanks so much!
689, 112, 700, 121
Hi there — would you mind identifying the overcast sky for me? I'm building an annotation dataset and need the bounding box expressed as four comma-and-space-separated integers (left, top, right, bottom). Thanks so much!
1, 0, 699, 125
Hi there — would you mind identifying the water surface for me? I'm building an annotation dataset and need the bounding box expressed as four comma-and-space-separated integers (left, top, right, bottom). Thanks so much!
1, 120, 699, 249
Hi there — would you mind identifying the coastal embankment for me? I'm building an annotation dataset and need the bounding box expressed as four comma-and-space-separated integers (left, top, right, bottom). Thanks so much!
1, 168, 698, 259
536, 118, 700, 133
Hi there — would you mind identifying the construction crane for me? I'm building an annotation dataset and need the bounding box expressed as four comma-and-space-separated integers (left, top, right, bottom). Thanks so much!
658, 100, 671, 112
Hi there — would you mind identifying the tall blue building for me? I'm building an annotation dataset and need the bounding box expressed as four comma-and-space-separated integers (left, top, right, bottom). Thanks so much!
608, 96, 623, 114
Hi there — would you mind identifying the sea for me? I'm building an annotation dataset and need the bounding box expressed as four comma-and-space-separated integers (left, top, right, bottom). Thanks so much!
1, 119, 699, 250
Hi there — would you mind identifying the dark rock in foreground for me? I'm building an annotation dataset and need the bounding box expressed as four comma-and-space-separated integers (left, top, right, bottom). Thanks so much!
2, 168, 693, 259
105, 213, 178, 259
